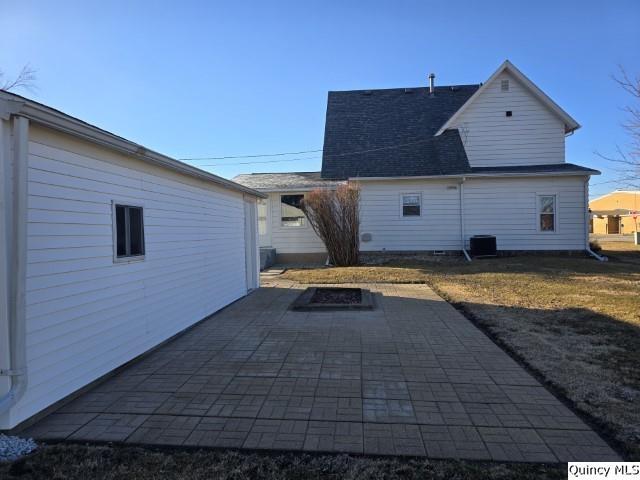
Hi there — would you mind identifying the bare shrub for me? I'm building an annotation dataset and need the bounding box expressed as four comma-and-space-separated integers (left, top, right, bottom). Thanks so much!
301, 184, 360, 266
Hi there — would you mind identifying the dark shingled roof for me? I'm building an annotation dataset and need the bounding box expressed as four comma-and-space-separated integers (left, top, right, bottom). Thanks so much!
320, 85, 480, 179
233, 172, 343, 191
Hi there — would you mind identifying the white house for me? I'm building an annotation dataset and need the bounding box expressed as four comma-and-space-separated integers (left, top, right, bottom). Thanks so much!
234, 61, 600, 262
0, 91, 264, 430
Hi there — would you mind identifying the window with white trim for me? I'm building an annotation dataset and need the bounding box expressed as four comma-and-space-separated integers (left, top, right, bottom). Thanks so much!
257, 198, 268, 235
401, 193, 421, 217
114, 204, 145, 259
281, 194, 305, 227
538, 195, 556, 232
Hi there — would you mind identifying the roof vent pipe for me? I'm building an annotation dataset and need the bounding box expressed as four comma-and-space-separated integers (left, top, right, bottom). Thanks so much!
428, 73, 435, 95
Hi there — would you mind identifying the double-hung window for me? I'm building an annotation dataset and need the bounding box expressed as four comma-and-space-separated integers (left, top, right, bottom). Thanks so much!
538, 195, 556, 232
401, 193, 421, 217
281, 194, 305, 227
114, 203, 145, 260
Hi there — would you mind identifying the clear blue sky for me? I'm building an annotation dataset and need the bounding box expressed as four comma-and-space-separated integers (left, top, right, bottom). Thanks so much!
1, 0, 638, 197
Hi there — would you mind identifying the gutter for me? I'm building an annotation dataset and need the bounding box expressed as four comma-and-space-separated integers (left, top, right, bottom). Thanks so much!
583, 178, 607, 262
0, 116, 29, 418
459, 178, 472, 262
351, 170, 600, 182
0, 94, 266, 200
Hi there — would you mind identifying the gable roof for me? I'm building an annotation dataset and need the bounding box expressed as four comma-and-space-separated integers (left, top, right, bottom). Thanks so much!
233, 172, 344, 191
0, 90, 266, 199
435, 60, 580, 136
321, 85, 479, 179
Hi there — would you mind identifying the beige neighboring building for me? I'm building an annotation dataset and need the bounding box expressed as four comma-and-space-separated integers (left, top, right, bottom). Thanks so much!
589, 190, 640, 234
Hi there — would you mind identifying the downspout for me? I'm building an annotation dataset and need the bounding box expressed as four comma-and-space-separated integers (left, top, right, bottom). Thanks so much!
0, 115, 29, 420
459, 177, 471, 262
583, 178, 607, 262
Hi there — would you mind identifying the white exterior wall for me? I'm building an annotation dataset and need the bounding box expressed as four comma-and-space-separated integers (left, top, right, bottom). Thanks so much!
359, 179, 462, 251
452, 71, 566, 167
463, 176, 587, 250
266, 192, 326, 254
358, 176, 587, 252
5, 124, 251, 428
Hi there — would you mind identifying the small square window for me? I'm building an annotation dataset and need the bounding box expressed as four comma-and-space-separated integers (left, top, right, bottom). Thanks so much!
281, 194, 306, 227
501, 79, 509, 92
506, 110, 513, 117
113, 204, 145, 259
402, 194, 421, 217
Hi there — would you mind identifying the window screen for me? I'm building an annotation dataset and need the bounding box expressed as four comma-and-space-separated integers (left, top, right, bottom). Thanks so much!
114, 204, 145, 258
538, 195, 556, 232
402, 194, 421, 217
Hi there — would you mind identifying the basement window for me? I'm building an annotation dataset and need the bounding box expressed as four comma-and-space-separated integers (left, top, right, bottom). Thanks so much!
281, 194, 306, 227
113, 203, 145, 260
538, 195, 556, 232
401, 193, 421, 217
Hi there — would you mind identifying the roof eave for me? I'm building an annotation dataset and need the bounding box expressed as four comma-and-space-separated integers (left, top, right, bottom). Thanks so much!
350, 170, 600, 181
0, 92, 266, 199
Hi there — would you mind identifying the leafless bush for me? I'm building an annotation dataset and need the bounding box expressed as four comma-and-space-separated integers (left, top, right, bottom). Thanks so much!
301, 184, 360, 266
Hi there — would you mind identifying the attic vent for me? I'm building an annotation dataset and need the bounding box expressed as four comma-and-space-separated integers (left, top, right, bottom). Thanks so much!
501, 79, 509, 92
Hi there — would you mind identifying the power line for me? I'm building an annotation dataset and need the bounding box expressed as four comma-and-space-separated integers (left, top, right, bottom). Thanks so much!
179, 149, 322, 161
188, 155, 321, 168
179, 137, 436, 163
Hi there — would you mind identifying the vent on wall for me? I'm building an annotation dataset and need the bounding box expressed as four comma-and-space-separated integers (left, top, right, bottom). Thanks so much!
501, 79, 509, 92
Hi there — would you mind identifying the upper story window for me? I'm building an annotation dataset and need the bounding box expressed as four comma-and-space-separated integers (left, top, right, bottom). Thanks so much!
401, 193, 421, 217
114, 203, 145, 260
281, 194, 305, 227
538, 195, 556, 232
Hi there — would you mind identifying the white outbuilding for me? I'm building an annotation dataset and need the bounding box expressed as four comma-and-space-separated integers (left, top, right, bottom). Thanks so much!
0, 91, 264, 430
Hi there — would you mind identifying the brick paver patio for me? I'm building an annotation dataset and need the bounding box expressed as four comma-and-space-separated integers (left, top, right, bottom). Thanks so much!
22, 281, 619, 462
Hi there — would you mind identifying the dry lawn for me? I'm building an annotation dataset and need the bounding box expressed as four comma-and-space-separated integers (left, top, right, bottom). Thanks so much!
0, 444, 565, 480
281, 242, 640, 459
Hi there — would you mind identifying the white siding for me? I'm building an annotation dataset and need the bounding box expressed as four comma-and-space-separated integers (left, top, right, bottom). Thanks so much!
452, 71, 566, 167
463, 176, 587, 250
267, 192, 326, 254
359, 179, 462, 251
11, 125, 249, 427
358, 176, 587, 252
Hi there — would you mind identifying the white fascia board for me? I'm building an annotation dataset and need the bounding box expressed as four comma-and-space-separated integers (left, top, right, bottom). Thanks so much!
435, 60, 581, 136
0, 94, 266, 199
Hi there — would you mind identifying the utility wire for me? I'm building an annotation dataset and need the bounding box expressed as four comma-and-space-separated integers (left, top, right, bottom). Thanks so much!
179, 149, 322, 161
179, 136, 436, 164
190, 155, 321, 168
